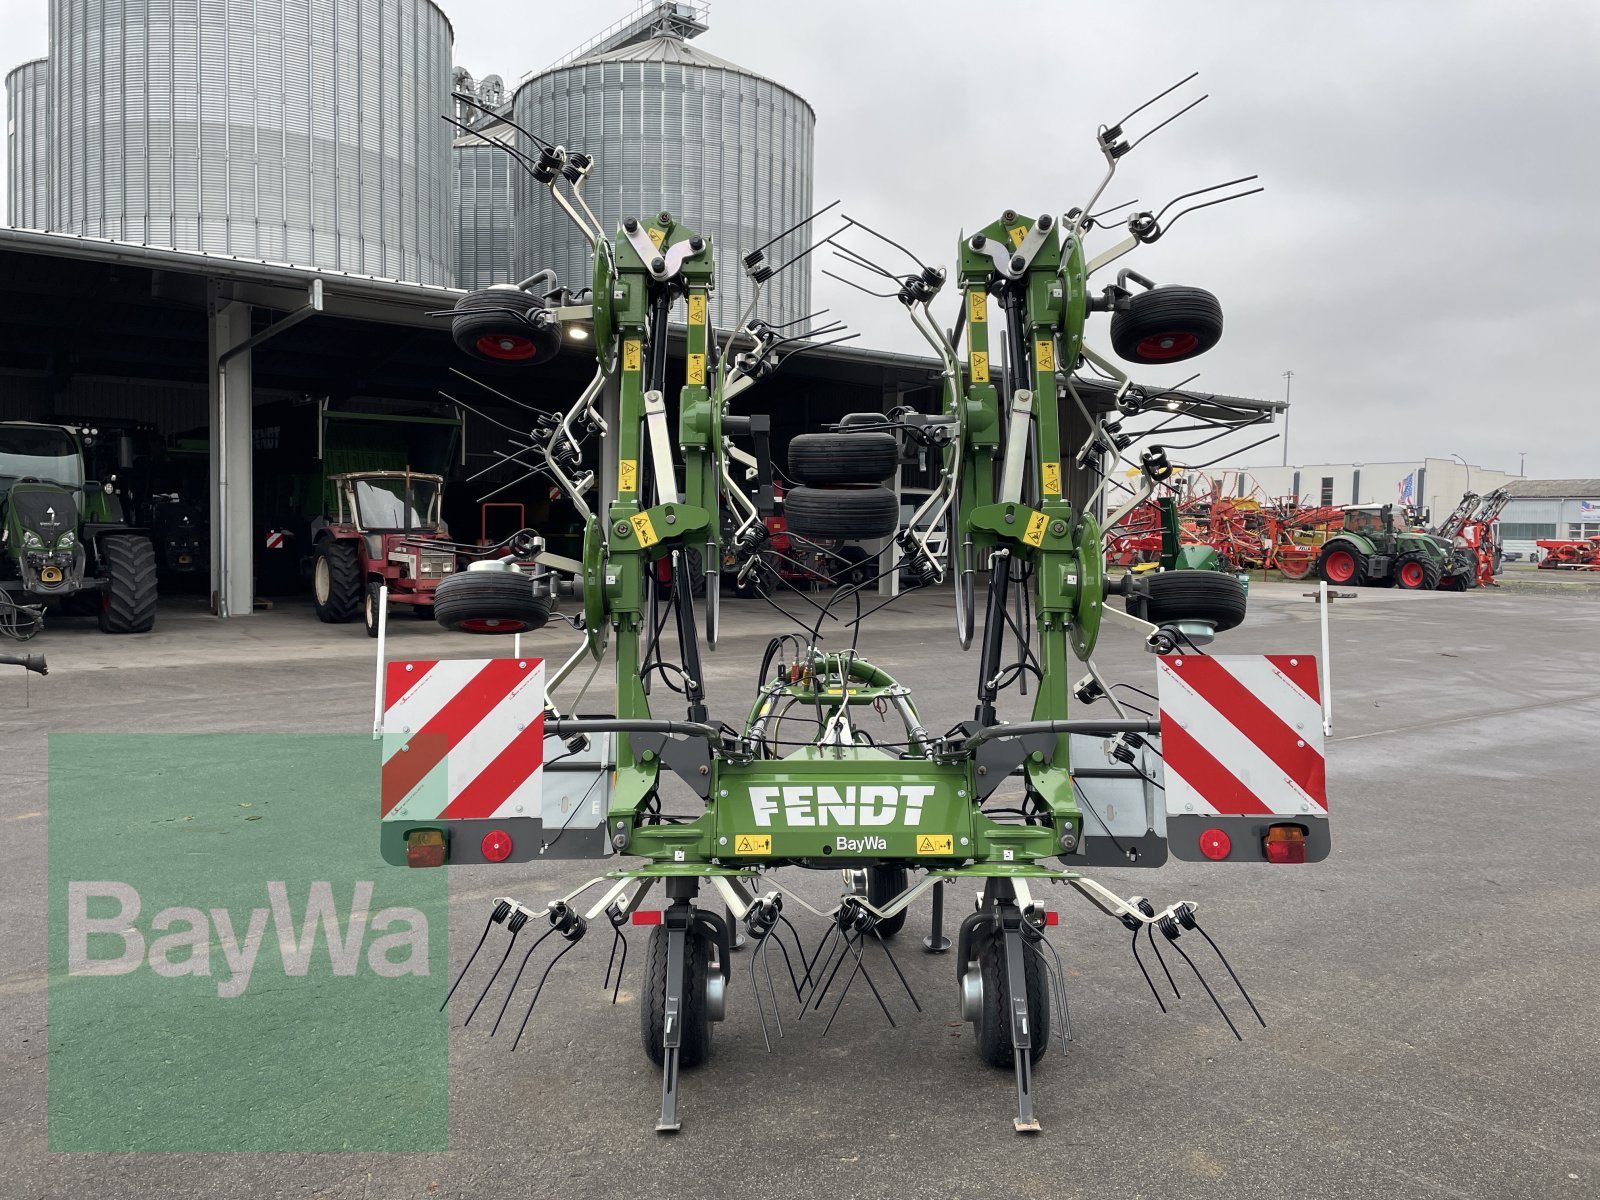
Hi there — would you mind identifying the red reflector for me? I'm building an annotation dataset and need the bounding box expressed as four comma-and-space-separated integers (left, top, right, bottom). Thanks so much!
1044, 911, 1059, 926
1199, 827, 1232, 860
481, 829, 513, 863
1264, 824, 1307, 864
631, 910, 663, 925
405, 829, 446, 868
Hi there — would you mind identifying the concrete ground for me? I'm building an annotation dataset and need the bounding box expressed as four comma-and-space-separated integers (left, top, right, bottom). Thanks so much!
3, 577, 1598, 1199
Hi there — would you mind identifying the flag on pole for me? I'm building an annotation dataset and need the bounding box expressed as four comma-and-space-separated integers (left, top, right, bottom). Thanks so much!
1399, 471, 1416, 505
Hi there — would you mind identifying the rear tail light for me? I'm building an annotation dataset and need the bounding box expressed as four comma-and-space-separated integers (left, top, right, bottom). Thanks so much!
405, 828, 446, 868
1264, 824, 1307, 864
1043, 911, 1059, 926
631, 910, 663, 926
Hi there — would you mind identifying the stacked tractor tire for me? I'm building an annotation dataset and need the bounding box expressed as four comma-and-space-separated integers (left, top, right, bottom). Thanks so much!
782, 425, 901, 546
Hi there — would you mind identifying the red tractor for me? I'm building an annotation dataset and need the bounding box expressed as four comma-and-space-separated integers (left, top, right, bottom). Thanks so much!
311, 471, 459, 635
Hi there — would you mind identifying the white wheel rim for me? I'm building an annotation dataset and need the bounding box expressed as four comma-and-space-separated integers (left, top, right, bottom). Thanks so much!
314, 557, 329, 604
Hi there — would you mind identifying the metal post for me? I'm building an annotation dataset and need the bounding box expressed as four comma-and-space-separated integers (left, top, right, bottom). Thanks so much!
372, 583, 390, 738
1280, 370, 1293, 466
923, 879, 951, 953
1319, 579, 1332, 735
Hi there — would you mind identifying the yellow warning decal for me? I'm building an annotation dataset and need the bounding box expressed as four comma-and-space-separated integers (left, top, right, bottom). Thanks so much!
1008, 225, 1029, 249
647, 226, 667, 249
1023, 510, 1049, 546
623, 340, 642, 372
969, 291, 987, 324
1042, 462, 1062, 496
970, 351, 989, 384
619, 459, 638, 494
917, 834, 954, 855
630, 512, 660, 548
1035, 339, 1056, 372
687, 353, 705, 385
734, 834, 771, 855
687, 294, 707, 326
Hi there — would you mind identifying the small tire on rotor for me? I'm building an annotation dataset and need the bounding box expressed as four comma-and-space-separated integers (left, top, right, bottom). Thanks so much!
787, 432, 899, 486
641, 923, 713, 1070
1109, 285, 1224, 365
1132, 569, 1248, 632
433, 570, 551, 634
451, 289, 554, 365
783, 485, 899, 540
973, 925, 1049, 1069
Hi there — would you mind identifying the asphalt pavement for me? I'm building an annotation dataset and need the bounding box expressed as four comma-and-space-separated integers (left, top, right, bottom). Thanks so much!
2, 577, 1597, 1199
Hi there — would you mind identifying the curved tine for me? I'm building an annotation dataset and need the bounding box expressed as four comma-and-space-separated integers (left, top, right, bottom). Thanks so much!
1191, 920, 1266, 1028
821, 934, 893, 1036
839, 213, 931, 272
1154, 175, 1260, 225
1035, 938, 1073, 1050
1147, 922, 1181, 999
1111, 71, 1199, 133
463, 925, 528, 1026
807, 929, 856, 1013
1167, 935, 1241, 1041
868, 923, 921, 1012
511, 936, 585, 1050
1130, 928, 1168, 1013
776, 914, 814, 992
441, 910, 504, 1011
452, 90, 552, 150
764, 942, 785, 1040
750, 938, 774, 1052
603, 926, 628, 1004
447, 367, 555, 416
488, 927, 558, 1034
797, 923, 842, 1009
749, 198, 843, 259
1160, 186, 1265, 236
823, 269, 901, 300
1128, 92, 1209, 152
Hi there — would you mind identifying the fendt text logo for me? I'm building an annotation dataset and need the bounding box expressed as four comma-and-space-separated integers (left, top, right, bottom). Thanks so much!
68, 880, 430, 999
748, 784, 936, 828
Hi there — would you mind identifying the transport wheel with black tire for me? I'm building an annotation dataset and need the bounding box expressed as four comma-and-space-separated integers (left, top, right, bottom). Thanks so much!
1394, 552, 1441, 591
974, 926, 1049, 1069
787, 432, 899, 486
1110, 286, 1224, 365
1316, 541, 1367, 587
834, 545, 873, 587
682, 545, 707, 598
1135, 570, 1248, 632
451, 289, 556, 365
641, 924, 713, 1069
783, 485, 899, 540
98, 535, 157, 634
866, 865, 908, 937
313, 539, 363, 624
433, 570, 551, 634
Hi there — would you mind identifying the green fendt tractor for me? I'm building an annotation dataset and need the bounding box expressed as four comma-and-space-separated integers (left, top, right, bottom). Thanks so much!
1315, 503, 1465, 590
0, 421, 158, 633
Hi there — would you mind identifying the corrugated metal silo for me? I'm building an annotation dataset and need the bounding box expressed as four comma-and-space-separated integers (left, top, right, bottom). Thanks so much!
512, 35, 815, 331
5, 58, 49, 228
453, 120, 517, 291
47, 0, 454, 284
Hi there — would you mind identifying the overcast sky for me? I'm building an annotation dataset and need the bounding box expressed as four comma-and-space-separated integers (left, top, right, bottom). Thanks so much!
4, 0, 1597, 477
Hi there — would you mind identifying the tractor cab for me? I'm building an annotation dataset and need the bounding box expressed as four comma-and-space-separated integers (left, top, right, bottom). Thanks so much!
334, 471, 443, 534
1341, 505, 1390, 541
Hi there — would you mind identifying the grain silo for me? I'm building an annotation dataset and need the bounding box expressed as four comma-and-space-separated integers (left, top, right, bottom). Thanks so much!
5, 58, 49, 229
453, 72, 516, 291
46, 0, 454, 284
511, 32, 815, 331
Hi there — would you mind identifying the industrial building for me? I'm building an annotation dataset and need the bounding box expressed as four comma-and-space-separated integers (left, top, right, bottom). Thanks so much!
1499, 479, 1600, 558
1238, 458, 1518, 524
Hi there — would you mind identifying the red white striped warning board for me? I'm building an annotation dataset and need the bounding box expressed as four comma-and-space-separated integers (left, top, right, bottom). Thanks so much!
264, 531, 284, 550
1157, 654, 1327, 817
380, 657, 545, 822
